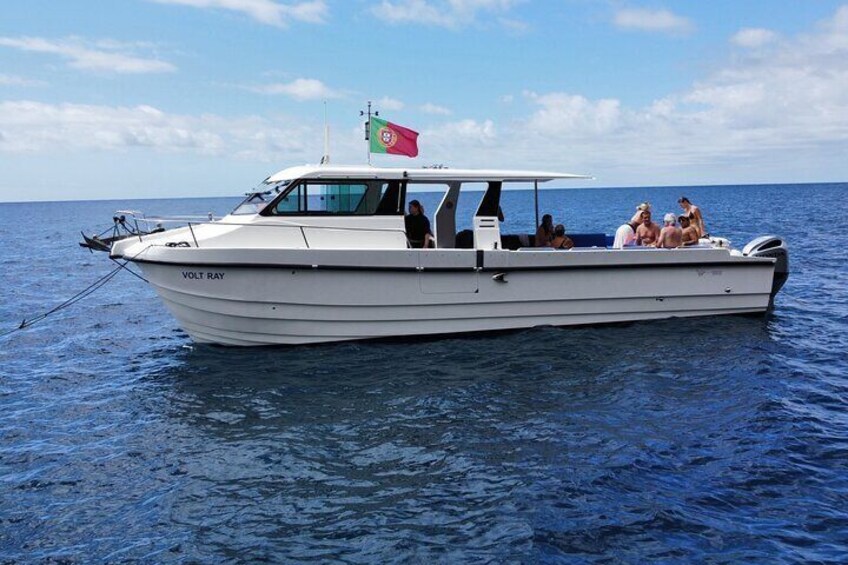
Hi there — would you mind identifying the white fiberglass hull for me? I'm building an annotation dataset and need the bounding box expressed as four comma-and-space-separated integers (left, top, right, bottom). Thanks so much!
127, 248, 778, 346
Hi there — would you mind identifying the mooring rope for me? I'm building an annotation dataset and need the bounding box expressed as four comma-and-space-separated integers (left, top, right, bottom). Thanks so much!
1, 249, 151, 339
110, 258, 149, 284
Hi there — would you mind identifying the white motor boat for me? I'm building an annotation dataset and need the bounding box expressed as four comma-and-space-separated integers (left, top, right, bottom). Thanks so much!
104, 165, 788, 346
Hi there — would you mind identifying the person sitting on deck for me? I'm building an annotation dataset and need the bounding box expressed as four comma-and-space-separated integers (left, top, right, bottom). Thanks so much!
405, 200, 433, 248
635, 210, 661, 247
535, 214, 554, 247
550, 224, 574, 250
679, 215, 701, 246
656, 213, 683, 248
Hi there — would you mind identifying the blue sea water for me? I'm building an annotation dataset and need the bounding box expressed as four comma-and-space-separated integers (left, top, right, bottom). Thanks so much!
1, 183, 847, 563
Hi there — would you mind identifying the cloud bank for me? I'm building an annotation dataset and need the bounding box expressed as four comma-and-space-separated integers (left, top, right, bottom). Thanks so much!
2, 6, 848, 188
0, 36, 176, 74
371, 0, 522, 29
149, 0, 328, 27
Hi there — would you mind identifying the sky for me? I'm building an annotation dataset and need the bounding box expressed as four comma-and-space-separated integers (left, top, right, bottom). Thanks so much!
1, 0, 848, 201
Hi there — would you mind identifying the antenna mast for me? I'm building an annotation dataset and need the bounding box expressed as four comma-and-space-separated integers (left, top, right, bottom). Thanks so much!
321, 100, 330, 165
359, 101, 379, 166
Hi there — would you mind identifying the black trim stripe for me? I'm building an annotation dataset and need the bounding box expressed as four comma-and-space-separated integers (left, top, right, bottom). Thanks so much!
127, 257, 774, 273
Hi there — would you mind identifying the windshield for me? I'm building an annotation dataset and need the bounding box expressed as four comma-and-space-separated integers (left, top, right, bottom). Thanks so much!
231, 180, 290, 215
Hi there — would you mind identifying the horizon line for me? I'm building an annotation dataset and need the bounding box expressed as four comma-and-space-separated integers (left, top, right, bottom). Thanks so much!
0, 180, 845, 205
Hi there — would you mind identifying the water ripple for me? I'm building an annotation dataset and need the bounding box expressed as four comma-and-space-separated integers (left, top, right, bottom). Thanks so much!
2, 186, 848, 562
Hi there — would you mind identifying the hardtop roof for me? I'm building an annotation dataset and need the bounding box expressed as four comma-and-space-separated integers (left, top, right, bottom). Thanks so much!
265, 164, 592, 184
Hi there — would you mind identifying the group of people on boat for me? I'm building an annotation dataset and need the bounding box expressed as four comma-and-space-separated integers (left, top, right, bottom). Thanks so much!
405, 193, 707, 251
613, 197, 707, 249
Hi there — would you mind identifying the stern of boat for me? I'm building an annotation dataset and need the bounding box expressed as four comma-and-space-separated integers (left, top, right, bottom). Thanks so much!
742, 235, 789, 300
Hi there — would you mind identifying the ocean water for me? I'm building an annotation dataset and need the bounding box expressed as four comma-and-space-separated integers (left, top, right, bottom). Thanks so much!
1, 183, 847, 562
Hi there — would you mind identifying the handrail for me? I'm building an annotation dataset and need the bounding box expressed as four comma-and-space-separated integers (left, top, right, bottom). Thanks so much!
133, 216, 405, 235
221, 221, 407, 235
126, 213, 408, 253
187, 222, 199, 248
137, 215, 217, 223
176, 219, 408, 235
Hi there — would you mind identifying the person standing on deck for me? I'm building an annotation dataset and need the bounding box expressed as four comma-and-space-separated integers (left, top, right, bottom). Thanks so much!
405, 200, 433, 248
678, 197, 708, 237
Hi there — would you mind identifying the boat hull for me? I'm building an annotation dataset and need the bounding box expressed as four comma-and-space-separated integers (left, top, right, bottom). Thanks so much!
132, 249, 777, 345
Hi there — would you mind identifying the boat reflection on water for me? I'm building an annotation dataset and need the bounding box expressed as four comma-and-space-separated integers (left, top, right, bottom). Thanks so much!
133, 315, 797, 561
154, 315, 782, 434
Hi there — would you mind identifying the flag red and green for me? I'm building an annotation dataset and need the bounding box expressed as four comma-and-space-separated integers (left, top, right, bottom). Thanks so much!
369, 117, 419, 157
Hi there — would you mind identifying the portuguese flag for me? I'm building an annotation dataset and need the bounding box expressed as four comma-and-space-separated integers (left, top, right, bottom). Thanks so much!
369, 117, 419, 157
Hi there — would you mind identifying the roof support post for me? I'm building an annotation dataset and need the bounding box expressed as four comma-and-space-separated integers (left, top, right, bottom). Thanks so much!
534, 180, 539, 231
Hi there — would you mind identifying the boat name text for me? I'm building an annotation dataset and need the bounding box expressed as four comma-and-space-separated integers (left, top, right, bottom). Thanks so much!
182, 271, 225, 280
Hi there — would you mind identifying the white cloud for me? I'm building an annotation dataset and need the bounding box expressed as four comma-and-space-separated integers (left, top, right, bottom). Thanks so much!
371, 0, 521, 29
149, 0, 328, 27
420, 102, 452, 115
0, 73, 45, 86
731, 27, 778, 48
612, 8, 694, 35
249, 78, 342, 100
423, 118, 496, 147
0, 36, 175, 74
524, 91, 621, 135
4, 6, 848, 189
417, 6, 848, 183
0, 100, 315, 161
377, 96, 405, 111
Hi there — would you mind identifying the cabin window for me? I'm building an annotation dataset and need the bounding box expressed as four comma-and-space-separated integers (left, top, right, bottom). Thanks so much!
273, 183, 304, 214
266, 180, 397, 216
231, 180, 290, 215
375, 180, 406, 215
307, 183, 369, 214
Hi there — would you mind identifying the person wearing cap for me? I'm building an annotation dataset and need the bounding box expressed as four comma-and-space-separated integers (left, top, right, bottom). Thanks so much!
629, 202, 651, 225
656, 213, 683, 248
635, 209, 661, 246
550, 224, 574, 250
679, 215, 701, 246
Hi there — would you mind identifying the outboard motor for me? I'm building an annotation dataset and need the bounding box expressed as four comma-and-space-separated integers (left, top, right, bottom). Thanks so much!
742, 236, 789, 300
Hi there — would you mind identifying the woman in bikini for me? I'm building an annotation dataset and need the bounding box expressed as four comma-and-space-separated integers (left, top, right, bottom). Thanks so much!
678, 197, 707, 237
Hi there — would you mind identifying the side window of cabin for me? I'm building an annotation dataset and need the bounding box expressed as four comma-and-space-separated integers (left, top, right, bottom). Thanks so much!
307, 183, 369, 214
268, 181, 400, 215
273, 183, 303, 214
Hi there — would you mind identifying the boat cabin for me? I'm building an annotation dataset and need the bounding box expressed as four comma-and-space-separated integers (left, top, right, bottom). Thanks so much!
228, 165, 594, 251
